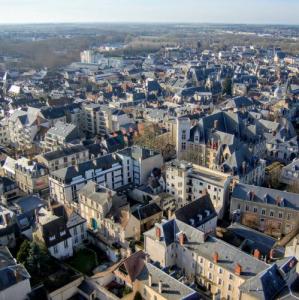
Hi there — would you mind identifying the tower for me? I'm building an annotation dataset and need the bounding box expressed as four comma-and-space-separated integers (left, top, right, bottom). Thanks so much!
176, 117, 191, 159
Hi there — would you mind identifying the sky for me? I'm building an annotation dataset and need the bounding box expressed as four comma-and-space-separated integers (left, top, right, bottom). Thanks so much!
0, 0, 298, 25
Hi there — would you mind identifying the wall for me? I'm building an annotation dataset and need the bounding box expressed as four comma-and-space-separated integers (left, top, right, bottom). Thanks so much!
49, 276, 83, 300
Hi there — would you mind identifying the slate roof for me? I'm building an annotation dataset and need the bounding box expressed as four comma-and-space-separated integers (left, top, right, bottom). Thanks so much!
144, 219, 269, 279
50, 153, 121, 184
232, 183, 299, 210
42, 145, 87, 161
41, 216, 71, 248
47, 121, 78, 139
137, 262, 199, 300
132, 203, 162, 221
175, 195, 217, 227
0, 246, 30, 292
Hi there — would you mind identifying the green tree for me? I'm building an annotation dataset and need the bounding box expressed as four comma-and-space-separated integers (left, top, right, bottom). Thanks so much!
27, 242, 50, 274
134, 291, 142, 300
222, 77, 232, 96
16, 240, 31, 264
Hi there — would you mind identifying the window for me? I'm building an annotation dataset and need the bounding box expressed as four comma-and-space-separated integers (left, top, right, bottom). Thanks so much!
229, 274, 233, 280
218, 278, 222, 285
64, 239, 68, 249
270, 211, 274, 217
253, 207, 257, 213
209, 262, 213, 269
245, 205, 249, 211
218, 268, 223, 274
228, 284, 232, 291
278, 212, 283, 219
182, 142, 186, 150
287, 213, 291, 220
49, 235, 55, 241
54, 245, 58, 254
200, 257, 203, 263
143, 288, 147, 296
261, 209, 266, 215
80, 224, 84, 233
208, 273, 212, 280
208, 185, 211, 190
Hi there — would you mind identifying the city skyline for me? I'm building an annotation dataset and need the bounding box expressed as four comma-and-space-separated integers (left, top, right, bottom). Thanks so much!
0, 0, 298, 25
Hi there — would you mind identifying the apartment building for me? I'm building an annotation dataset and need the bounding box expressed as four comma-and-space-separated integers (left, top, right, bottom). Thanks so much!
230, 183, 299, 238
43, 121, 80, 152
49, 146, 163, 204
280, 158, 299, 186
36, 145, 89, 172
15, 157, 49, 194
166, 160, 231, 218
82, 103, 107, 136
117, 147, 163, 186
52, 205, 87, 250
144, 217, 298, 300
34, 208, 73, 260
78, 181, 139, 247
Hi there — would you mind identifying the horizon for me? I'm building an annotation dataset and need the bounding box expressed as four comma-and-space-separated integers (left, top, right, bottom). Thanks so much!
0, 0, 299, 25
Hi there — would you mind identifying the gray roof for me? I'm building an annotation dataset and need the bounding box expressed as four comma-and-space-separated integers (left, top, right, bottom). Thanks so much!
42, 145, 87, 161
47, 121, 78, 139
137, 262, 198, 300
145, 219, 269, 279
232, 183, 299, 210
117, 146, 160, 160
0, 246, 30, 292
240, 257, 298, 300
175, 195, 217, 227
50, 153, 121, 184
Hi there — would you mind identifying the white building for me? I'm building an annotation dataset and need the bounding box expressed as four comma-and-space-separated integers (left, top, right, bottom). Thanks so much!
35, 209, 73, 260
49, 146, 163, 205
166, 160, 232, 218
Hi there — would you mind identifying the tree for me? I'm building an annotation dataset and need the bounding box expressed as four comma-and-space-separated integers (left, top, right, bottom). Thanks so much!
26, 242, 50, 274
222, 77, 232, 96
16, 240, 31, 264
134, 292, 142, 300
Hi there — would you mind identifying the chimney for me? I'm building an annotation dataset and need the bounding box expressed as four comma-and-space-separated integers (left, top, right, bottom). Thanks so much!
179, 232, 185, 246
158, 280, 163, 294
148, 274, 152, 287
4, 213, 10, 225
156, 226, 161, 240
214, 120, 219, 130
254, 249, 261, 260
14, 269, 21, 283
213, 252, 219, 263
235, 263, 242, 276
